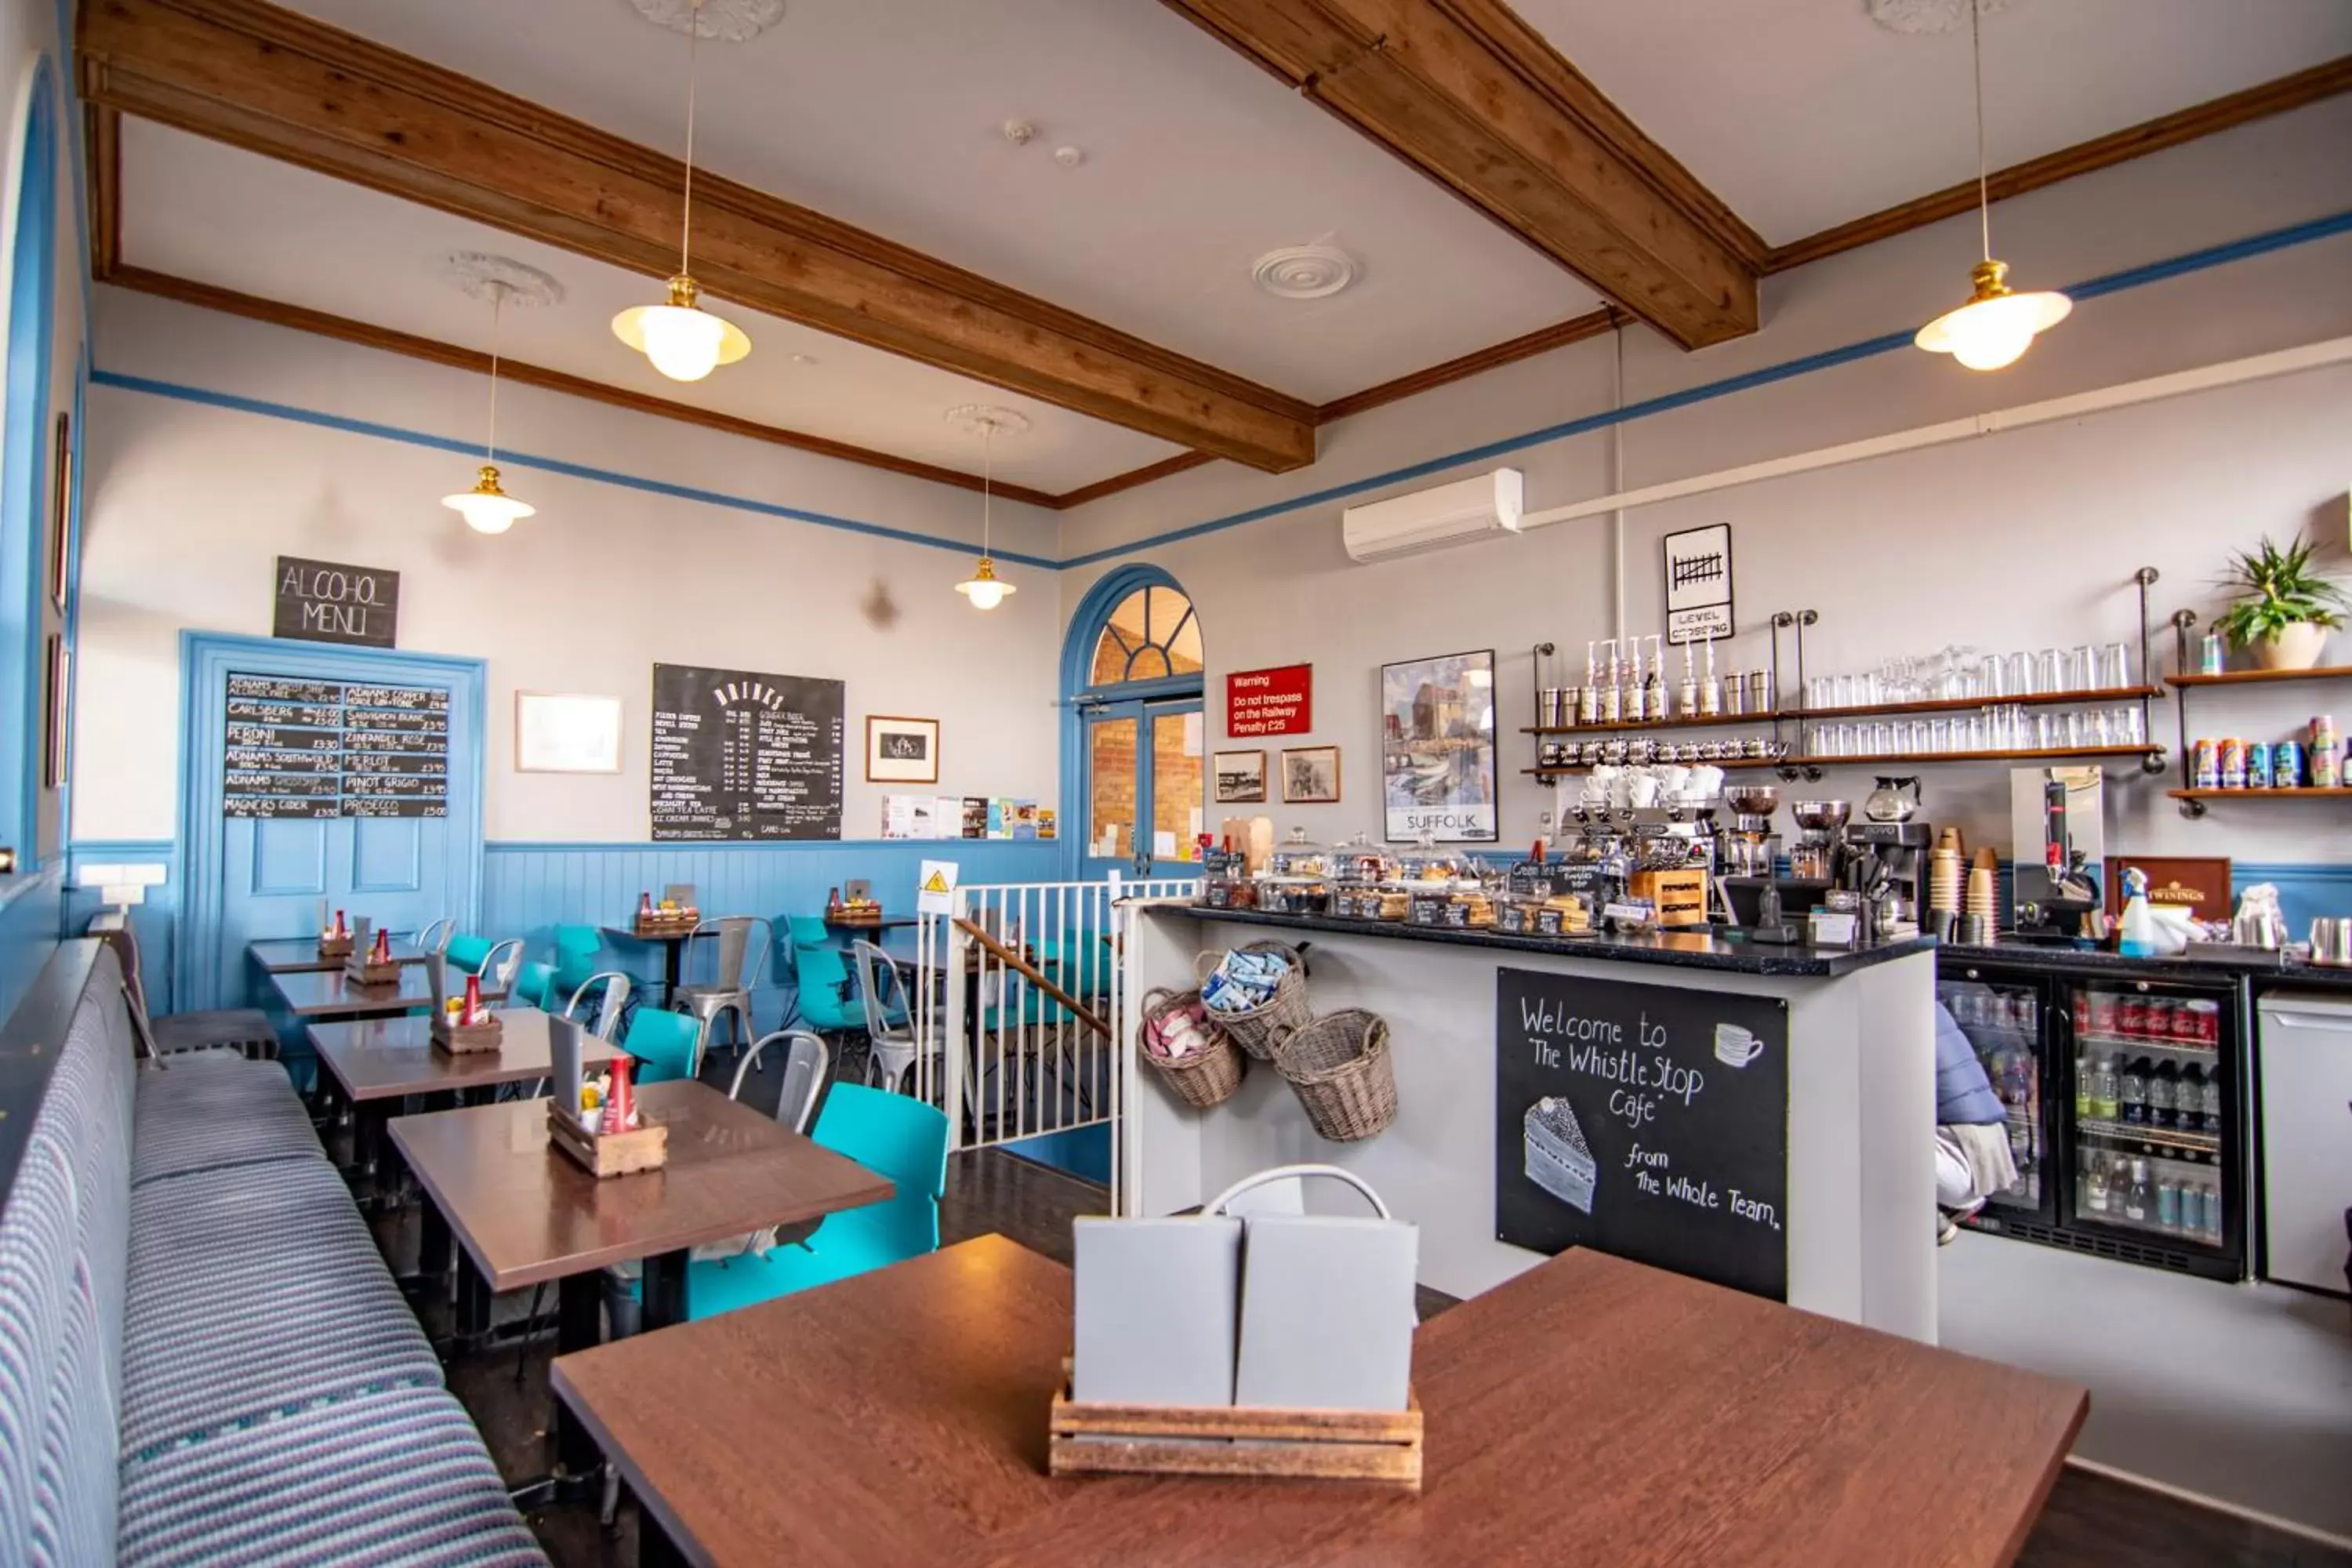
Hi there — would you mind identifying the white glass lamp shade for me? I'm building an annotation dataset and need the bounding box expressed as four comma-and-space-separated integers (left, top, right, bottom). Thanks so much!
955, 557, 1015, 610
612, 274, 752, 383
441, 464, 534, 535
1915, 260, 2072, 372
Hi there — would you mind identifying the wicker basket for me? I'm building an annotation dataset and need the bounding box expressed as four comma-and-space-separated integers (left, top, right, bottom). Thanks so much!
1272, 1008, 1397, 1142
1194, 942, 1312, 1061
1134, 987, 1246, 1110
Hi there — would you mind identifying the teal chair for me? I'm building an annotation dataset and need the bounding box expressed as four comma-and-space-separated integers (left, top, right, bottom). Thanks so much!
551, 924, 604, 993
445, 934, 492, 974
620, 1006, 704, 1085
512, 960, 555, 1010
684, 1083, 950, 1319
790, 942, 867, 1034
785, 914, 831, 952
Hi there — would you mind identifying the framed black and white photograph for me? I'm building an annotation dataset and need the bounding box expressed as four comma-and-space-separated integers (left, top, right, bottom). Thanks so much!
1282, 744, 1341, 804
1663, 523, 1733, 644
1381, 649, 1497, 841
1213, 748, 1267, 804
866, 715, 940, 784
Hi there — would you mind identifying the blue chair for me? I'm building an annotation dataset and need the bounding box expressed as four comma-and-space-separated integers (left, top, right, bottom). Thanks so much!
791, 942, 867, 1035
551, 924, 604, 993
684, 1083, 950, 1319
445, 934, 493, 974
512, 960, 555, 1010
785, 914, 832, 952
620, 1006, 704, 1084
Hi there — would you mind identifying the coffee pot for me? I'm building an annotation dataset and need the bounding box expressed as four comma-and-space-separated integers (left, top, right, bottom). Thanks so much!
1864, 775, 1922, 825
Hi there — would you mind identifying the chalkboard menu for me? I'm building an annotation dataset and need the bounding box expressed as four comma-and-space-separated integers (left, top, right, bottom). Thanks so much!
221, 673, 449, 818
649, 662, 843, 841
1495, 967, 1789, 1301
272, 556, 399, 648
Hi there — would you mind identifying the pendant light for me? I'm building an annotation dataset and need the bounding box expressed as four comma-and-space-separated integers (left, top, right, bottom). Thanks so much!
1914, 0, 2071, 372
612, 0, 751, 382
949, 405, 1028, 609
442, 279, 534, 534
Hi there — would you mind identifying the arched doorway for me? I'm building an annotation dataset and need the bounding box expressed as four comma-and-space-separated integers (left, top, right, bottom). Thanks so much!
1060, 566, 1204, 880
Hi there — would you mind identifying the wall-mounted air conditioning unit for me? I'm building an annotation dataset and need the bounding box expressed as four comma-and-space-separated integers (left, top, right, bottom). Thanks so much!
1341, 468, 1523, 563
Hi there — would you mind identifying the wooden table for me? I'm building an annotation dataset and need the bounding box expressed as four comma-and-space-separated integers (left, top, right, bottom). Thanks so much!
249, 935, 426, 975
392, 1080, 892, 1491
554, 1238, 2088, 1568
270, 966, 506, 1019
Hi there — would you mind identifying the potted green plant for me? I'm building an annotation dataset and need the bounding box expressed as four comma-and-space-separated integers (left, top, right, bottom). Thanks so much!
2214, 531, 2347, 672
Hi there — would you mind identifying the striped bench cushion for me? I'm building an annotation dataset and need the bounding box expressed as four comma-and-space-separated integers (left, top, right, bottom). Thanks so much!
133, 1054, 294, 1119
117, 1382, 546, 1568
129, 1097, 322, 1188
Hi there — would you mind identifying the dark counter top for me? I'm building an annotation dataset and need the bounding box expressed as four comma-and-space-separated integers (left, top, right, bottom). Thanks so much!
1156, 904, 1935, 979
1938, 942, 2352, 991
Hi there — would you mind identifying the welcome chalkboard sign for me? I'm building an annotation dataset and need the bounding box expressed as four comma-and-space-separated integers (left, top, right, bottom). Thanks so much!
1495, 967, 1788, 1301
273, 556, 399, 648
649, 662, 844, 840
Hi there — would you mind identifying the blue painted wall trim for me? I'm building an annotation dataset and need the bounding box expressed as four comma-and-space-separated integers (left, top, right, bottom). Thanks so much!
2, 62, 57, 869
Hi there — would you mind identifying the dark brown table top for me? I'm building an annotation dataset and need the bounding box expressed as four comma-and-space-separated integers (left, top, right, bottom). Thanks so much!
554, 1239, 2087, 1568
306, 1007, 618, 1101
602, 924, 690, 945
387, 1080, 893, 1292
249, 935, 426, 975
270, 967, 506, 1018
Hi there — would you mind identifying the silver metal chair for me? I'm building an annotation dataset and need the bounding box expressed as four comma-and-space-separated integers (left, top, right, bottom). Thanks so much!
673, 916, 772, 1065
730, 1029, 829, 1133
562, 971, 633, 1040
850, 939, 921, 1093
412, 916, 456, 954
468, 937, 524, 994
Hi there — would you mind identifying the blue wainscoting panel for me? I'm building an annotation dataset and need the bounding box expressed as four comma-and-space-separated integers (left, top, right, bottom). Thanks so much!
2238, 863, 2352, 942
0, 863, 64, 1022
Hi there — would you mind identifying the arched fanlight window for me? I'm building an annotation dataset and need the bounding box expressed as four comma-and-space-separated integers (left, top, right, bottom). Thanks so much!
1087, 586, 1202, 687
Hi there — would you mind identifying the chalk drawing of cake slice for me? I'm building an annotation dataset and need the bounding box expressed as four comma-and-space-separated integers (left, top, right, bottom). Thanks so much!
1523, 1096, 1597, 1214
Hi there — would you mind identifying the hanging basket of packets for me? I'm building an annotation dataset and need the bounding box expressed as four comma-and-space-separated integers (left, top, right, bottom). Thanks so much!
1195, 942, 1311, 1060
1136, 987, 1247, 1109
1272, 1008, 1397, 1142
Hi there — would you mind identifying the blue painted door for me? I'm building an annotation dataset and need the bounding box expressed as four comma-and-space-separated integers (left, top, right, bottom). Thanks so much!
177, 633, 485, 1015
1082, 697, 1204, 882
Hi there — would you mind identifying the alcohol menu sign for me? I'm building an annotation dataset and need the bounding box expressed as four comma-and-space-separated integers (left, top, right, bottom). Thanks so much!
1225, 663, 1312, 738
649, 662, 844, 841
221, 674, 448, 818
272, 556, 399, 648
1494, 967, 1789, 1301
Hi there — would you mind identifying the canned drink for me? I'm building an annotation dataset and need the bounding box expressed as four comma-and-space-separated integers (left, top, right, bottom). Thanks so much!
2120, 994, 2151, 1037
2247, 742, 2274, 789
2144, 997, 2179, 1043
2218, 738, 2247, 789
2191, 739, 2220, 789
2318, 744, 2343, 789
2184, 999, 2221, 1047
2313, 714, 2339, 751
2200, 632, 2226, 676
2274, 740, 2306, 789
2086, 989, 2120, 1036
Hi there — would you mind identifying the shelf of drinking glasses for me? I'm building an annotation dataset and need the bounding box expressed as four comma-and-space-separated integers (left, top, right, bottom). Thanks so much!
1527, 744, 2165, 778
2165, 665, 2352, 689
1525, 758, 1784, 776
1521, 711, 1784, 736
1795, 684, 2161, 722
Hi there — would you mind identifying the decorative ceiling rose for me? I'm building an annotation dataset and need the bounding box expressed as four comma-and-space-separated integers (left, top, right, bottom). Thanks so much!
624, 0, 783, 42
1867, 0, 2015, 38
943, 404, 1031, 440
1251, 245, 1358, 300
442, 252, 565, 310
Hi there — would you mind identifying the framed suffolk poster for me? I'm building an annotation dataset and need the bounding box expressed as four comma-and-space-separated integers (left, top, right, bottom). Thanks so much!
1380, 648, 1497, 843
1663, 523, 1733, 644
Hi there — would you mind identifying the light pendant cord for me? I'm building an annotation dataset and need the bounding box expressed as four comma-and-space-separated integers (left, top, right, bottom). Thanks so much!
681, 2, 700, 278
485, 285, 504, 466
981, 424, 994, 556
1971, 0, 1991, 263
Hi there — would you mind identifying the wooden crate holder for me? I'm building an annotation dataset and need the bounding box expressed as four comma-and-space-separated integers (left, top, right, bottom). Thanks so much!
632, 913, 698, 938
317, 935, 354, 960
1048, 1376, 1422, 1490
546, 1102, 669, 1177
430, 1012, 505, 1054
348, 959, 402, 986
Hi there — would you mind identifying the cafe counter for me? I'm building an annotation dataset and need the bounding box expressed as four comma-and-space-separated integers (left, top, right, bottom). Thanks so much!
1120, 902, 1940, 1343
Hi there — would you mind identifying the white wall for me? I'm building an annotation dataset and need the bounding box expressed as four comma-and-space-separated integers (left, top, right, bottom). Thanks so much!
1060, 99, 2352, 866
76, 289, 1064, 842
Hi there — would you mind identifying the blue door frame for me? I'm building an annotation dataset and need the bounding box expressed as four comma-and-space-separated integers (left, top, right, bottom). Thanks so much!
175, 631, 486, 1011
1059, 564, 1204, 881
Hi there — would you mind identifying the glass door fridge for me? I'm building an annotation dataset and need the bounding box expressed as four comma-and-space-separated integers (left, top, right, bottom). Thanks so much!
1937, 967, 2055, 1231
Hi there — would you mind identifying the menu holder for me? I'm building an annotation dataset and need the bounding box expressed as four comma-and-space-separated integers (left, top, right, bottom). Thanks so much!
1047, 1374, 1421, 1490
343, 918, 399, 985
318, 933, 355, 960
546, 1101, 668, 1177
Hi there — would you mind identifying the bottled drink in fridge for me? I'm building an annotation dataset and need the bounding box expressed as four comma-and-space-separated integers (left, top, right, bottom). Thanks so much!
2123, 1159, 2152, 1225
2202, 1062, 2225, 1134
2179, 1062, 2207, 1134
2083, 1147, 2111, 1215
2150, 1060, 2178, 1130
2119, 1057, 2150, 1125
2092, 1055, 2120, 1120
2074, 1057, 2092, 1119
2157, 1171, 2183, 1232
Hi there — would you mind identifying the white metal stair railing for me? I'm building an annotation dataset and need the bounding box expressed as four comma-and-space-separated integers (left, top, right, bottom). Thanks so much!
913, 877, 1196, 1214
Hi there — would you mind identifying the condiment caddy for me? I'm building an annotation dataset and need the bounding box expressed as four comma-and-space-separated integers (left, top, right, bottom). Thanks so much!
546, 1053, 666, 1177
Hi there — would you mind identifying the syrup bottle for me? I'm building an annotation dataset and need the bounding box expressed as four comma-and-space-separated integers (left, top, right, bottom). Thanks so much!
638, 890, 654, 922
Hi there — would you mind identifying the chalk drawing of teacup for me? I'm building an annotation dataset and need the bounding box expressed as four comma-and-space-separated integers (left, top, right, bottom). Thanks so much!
1714, 1023, 1763, 1067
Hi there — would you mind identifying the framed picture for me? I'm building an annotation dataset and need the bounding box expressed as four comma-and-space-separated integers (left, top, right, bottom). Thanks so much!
1663, 522, 1733, 644
514, 691, 623, 773
42, 635, 67, 789
46, 412, 70, 612
1380, 648, 1497, 842
1281, 745, 1341, 804
866, 715, 940, 784
1213, 749, 1268, 804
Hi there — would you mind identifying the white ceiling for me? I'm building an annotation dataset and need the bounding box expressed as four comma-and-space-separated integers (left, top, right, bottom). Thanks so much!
262, 0, 1602, 404
1515, 0, 2352, 245
119, 119, 1187, 494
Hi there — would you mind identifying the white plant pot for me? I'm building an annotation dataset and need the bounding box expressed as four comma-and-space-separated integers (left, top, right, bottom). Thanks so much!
2251, 621, 2330, 671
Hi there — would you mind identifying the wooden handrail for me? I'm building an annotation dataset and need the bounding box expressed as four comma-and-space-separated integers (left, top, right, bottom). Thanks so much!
952, 918, 1109, 1038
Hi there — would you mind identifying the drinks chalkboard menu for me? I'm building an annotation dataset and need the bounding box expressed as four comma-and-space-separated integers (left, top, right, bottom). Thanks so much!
650, 662, 844, 841
222, 673, 449, 818
1495, 967, 1789, 1301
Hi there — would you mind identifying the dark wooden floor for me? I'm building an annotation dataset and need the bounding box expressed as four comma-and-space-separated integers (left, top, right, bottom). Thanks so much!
379, 1088, 2346, 1568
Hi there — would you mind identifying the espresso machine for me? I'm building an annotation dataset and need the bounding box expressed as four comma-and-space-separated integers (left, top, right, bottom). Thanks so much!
1841, 777, 1932, 940
2009, 766, 2106, 939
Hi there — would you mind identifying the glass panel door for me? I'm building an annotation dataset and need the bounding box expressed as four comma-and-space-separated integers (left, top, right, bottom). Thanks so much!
2066, 981, 2233, 1253
1083, 699, 1203, 881
1086, 707, 1140, 882
1149, 709, 1204, 873
1937, 975, 2049, 1218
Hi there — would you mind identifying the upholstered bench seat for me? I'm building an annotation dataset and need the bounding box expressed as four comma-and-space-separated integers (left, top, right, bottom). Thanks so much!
129, 1080, 325, 1188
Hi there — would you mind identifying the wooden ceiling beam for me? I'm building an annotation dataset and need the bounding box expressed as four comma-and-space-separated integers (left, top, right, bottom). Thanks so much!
1160, 0, 1762, 350
76, 0, 1319, 474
